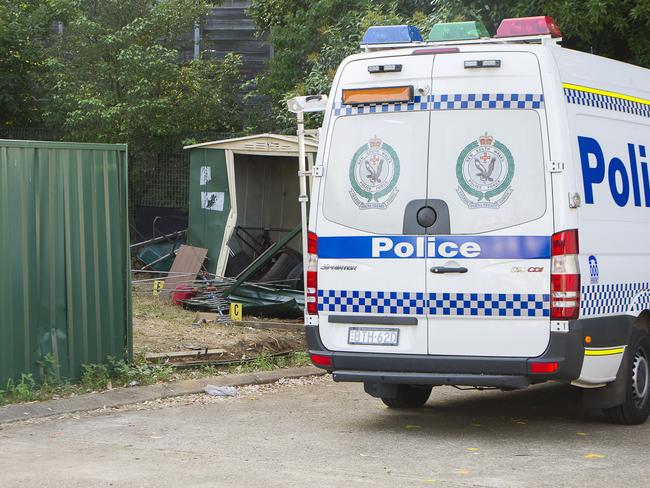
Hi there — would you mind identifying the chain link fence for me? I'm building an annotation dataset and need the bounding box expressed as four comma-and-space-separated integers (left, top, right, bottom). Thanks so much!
1, 127, 241, 211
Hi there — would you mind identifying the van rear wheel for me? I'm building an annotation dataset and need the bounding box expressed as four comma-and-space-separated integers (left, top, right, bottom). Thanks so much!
381, 385, 432, 408
603, 329, 650, 425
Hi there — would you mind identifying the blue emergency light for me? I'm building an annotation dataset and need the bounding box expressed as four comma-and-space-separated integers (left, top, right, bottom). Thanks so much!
361, 25, 423, 45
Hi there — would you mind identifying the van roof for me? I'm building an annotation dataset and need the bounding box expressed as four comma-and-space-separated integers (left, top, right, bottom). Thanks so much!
343, 36, 650, 102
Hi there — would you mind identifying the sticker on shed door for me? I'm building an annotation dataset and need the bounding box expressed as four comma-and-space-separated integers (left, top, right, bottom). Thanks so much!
348, 136, 400, 210
456, 132, 514, 209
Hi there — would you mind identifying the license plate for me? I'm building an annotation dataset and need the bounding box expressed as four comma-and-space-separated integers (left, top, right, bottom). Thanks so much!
347, 327, 399, 346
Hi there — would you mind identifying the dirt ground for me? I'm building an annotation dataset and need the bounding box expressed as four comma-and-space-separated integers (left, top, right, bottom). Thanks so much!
132, 290, 306, 359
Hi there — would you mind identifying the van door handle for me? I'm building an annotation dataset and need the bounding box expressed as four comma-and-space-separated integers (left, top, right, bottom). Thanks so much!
430, 266, 468, 274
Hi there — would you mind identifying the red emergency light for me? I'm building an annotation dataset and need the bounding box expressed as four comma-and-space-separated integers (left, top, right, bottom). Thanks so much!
495, 16, 562, 38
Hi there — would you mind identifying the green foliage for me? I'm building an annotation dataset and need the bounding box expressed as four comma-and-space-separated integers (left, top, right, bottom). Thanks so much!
229, 351, 310, 374
4, 374, 37, 403
79, 356, 174, 391
44, 0, 242, 153
107, 356, 175, 387
0, 0, 65, 126
249, 0, 431, 129
250, 0, 650, 131
80, 363, 111, 391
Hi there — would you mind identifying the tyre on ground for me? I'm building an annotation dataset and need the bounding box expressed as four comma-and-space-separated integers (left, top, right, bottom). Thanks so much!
381, 385, 433, 408
603, 327, 650, 425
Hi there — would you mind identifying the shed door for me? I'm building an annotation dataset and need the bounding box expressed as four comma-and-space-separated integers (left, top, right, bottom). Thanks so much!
188, 148, 231, 274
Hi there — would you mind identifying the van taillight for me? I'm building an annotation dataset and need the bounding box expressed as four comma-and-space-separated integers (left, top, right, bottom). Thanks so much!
550, 229, 580, 320
306, 232, 318, 315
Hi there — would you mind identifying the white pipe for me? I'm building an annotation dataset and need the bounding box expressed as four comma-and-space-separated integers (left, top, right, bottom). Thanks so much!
296, 111, 309, 297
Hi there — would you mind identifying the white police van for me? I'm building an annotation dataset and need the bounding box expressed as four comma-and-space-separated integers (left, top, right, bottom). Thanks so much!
303, 16, 650, 424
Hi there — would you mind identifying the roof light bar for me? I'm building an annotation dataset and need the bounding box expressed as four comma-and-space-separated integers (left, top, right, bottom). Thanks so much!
428, 21, 490, 42
362, 25, 423, 45
342, 86, 413, 105
495, 16, 562, 38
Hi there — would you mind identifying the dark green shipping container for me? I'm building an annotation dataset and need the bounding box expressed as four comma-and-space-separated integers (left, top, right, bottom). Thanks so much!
0, 140, 131, 386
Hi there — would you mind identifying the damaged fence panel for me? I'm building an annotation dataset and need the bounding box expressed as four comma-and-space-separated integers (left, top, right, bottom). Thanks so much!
0, 140, 131, 386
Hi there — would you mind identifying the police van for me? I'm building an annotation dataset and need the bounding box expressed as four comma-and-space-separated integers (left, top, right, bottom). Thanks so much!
302, 16, 650, 424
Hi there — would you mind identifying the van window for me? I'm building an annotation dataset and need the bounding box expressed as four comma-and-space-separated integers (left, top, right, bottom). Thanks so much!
323, 109, 546, 235
323, 111, 430, 234
428, 110, 546, 234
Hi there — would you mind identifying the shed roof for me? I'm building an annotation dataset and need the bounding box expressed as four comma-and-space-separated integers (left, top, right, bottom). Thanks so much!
183, 133, 319, 155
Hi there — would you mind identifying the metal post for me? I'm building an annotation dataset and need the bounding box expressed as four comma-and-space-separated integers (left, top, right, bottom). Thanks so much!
286, 95, 328, 318
194, 21, 201, 60
296, 110, 309, 287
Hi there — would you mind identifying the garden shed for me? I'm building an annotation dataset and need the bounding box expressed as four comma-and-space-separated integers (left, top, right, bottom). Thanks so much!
184, 134, 319, 277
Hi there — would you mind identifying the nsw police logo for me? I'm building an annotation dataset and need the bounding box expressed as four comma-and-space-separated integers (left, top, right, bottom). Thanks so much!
456, 133, 514, 209
349, 136, 400, 210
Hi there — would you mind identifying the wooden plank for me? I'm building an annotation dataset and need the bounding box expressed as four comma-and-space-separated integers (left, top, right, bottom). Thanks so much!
160, 244, 208, 298
145, 348, 228, 361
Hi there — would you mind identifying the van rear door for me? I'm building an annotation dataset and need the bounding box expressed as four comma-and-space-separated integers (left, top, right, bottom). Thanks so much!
316, 53, 434, 355
425, 51, 553, 357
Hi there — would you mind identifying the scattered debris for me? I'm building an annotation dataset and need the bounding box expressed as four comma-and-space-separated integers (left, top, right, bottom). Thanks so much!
132, 229, 187, 272
160, 245, 208, 299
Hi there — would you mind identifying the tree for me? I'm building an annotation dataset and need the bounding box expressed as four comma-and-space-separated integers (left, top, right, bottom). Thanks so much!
45, 0, 243, 151
250, 0, 650, 131
0, 0, 62, 126
249, 0, 431, 130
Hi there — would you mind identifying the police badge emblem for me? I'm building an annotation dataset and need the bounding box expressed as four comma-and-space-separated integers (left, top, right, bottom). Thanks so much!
349, 136, 400, 210
456, 133, 515, 209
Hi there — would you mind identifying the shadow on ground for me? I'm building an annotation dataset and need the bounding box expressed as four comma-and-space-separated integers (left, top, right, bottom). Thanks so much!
345, 382, 615, 439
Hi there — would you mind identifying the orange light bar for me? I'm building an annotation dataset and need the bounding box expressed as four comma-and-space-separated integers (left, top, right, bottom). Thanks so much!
342, 85, 413, 105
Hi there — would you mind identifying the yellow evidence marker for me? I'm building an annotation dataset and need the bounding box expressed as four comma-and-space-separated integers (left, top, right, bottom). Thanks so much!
152, 280, 165, 297
230, 302, 243, 321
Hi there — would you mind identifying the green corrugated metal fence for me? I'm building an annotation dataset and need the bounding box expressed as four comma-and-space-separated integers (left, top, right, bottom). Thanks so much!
0, 140, 131, 386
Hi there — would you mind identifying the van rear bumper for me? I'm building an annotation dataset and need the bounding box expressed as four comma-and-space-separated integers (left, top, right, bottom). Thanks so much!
305, 323, 584, 386
332, 370, 531, 389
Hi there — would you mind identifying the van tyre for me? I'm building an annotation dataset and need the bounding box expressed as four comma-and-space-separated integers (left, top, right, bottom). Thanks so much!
381, 385, 432, 408
603, 329, 650, 425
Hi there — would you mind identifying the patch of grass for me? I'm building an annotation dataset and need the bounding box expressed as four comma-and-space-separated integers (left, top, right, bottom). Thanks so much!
229, 351, 310, 374
132, 290, 195, 325
1, 348, 309, 406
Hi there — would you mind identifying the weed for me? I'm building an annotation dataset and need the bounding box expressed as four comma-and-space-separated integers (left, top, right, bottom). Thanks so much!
4, 374, 37, 402
80, 363, 110, 391
106, 356, 174, 386
42, 353, 60, 386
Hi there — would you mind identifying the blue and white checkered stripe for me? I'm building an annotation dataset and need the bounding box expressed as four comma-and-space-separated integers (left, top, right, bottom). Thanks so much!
318, 290, 426, 315
318, 290, 549, 317
332, 93, 545, 116
428, 292, 549, 317
581, 282, 650, 316
564, 88, 650, 119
